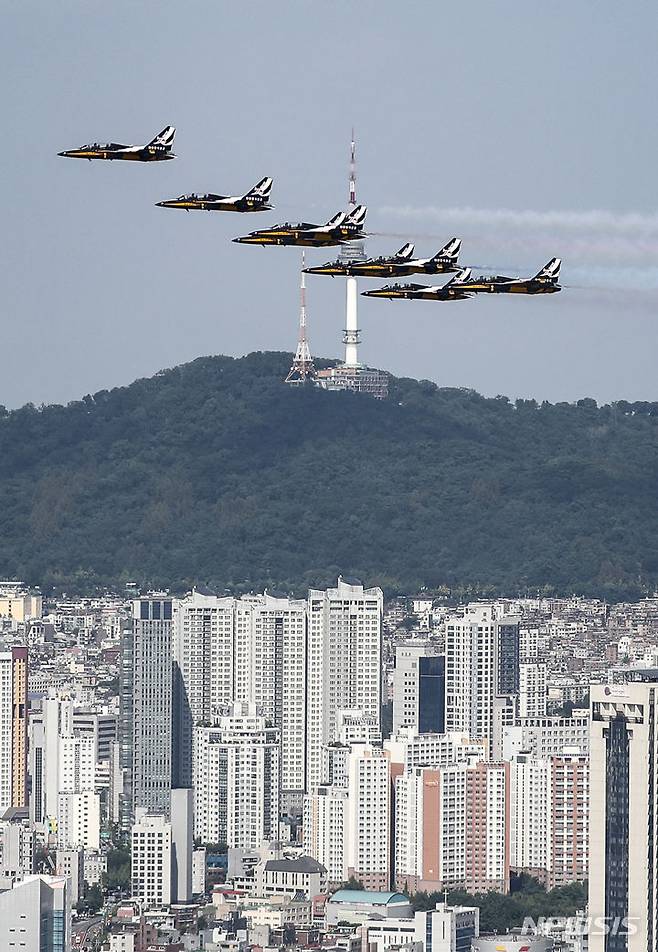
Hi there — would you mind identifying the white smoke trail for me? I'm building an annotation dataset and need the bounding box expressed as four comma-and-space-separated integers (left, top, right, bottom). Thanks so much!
375, 204, 658, 287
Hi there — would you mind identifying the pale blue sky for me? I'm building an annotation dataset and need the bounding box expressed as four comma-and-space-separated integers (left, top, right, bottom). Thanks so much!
3, 0, 658, 407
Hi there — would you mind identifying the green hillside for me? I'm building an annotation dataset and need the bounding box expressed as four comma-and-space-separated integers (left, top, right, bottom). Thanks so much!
1, 351, 658, 599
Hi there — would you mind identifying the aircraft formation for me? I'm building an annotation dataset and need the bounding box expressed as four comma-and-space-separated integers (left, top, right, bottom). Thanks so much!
58, 124, 562, 302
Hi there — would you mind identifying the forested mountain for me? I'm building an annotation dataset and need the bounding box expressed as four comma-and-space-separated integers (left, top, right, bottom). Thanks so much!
1, 351, 658, 599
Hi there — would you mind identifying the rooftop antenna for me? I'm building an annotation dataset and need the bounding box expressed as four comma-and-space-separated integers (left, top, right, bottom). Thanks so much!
341, 128, 365, 368
285, 251, 316, 384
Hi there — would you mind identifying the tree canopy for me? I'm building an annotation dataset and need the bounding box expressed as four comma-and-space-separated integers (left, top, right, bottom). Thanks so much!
1, 351, 657, 599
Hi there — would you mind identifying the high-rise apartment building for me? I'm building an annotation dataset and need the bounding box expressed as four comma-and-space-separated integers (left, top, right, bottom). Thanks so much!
0, 647, 28, 813
445, 605, 520, 745
193, 702, 280, 848
306, 579, 383, 791
304, 743, 390, 889
549, 753, 588, 889
393, 646, 445, 736
519, 661, 548, 718
171, 592, 236, 788
510, 754, 552, 878
395, 760, 509, 894
121, 597, 173, 823
589, 678, 658, 952
173, 592, 307, 807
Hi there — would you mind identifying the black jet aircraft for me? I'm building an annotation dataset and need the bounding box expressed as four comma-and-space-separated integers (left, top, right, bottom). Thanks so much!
58, 126, 176, 161
362, 268, 473, 301
459, 258, 562, 294
233, 204, 367, 247
156, 177, 274, 212
304, 238, 462, 278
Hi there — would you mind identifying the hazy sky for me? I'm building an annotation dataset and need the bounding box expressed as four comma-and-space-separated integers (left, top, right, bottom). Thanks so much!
3, 0, 658, 408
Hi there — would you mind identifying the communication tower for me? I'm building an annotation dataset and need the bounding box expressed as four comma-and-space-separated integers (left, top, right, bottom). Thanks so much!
285, 251, 316, 385
315, 131, 389, 399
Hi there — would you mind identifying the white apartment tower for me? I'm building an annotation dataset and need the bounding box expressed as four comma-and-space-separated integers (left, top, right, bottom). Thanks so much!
510, 754, 552, 877
236, 595, 307, 809
519, 661, 548, 718
172, 593, 236, 788
589, 679, 658, 952
306, 578, 383, 791
303, 743, 390, 889
173, 592, 306, 805
193, 702, 280, 848
445, 604, 520, 745
0, 647, 28, 814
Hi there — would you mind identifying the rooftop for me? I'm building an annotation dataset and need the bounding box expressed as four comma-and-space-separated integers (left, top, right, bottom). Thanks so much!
328, 890, 409, 906
264, 856, 326, 874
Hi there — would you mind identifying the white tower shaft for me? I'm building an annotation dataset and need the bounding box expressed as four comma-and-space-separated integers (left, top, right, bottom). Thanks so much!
341, 130, 364, 368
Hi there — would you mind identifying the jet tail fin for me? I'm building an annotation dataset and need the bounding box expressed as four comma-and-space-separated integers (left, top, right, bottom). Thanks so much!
534, 257, 561, 281
325, 211, 347, 227
344, 204, 367, 227
446, 267, 471, 285
433, 237, 461, 261
246, 176, 273, 198
149, 126, 176, 148
395, 242, 415, 259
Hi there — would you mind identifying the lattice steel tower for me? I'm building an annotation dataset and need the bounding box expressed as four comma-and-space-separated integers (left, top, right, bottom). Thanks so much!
286, 251, 316, 384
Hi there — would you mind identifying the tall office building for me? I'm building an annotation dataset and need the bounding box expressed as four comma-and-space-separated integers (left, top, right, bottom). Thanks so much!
0, 874, 71, 952
0, 647, 28, 813
445, 605, 520, 744
589, 678, 658, 952
393, 646, 445, 736
193, 702, 280, 848
121, 597, 173, 823
306, 579, 383, 791
131, 813, 172, 908
303, 743, 390, 889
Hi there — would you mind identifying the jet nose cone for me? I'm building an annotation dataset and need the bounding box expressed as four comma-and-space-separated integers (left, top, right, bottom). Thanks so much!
155, 201, 168, 208
232, 237, 244, 243
57, 151, 69, 157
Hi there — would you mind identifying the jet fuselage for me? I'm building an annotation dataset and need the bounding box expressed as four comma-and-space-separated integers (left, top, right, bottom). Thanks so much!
156, 194, 272, 212
58, 144, 174, 162
305, 256, 459, 278
461, 276, 561, 294
362, 283, 471, 301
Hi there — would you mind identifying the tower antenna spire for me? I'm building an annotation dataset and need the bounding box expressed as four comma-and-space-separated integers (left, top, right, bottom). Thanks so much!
285, 251, 316, 384
349, 127, 357, 208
